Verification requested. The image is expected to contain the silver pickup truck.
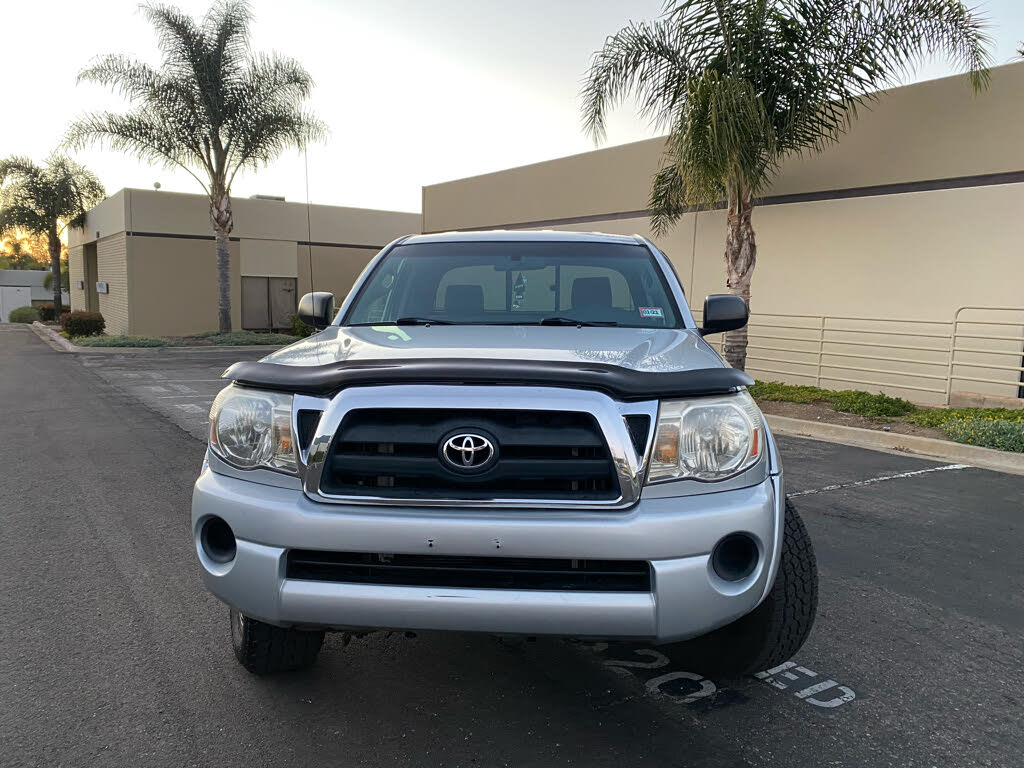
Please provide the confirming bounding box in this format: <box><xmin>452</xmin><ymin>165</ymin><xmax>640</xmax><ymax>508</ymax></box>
<box><xmin>192</xmin><ymin>230</ymin><xmax>817</xmax><ymax>676</ymax></box>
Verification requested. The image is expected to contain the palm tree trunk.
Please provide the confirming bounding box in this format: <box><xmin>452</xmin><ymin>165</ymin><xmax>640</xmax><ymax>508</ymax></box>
<box><xmin>722</xmin><ymin>187</ymin><xmax>756</xmax><ymax>371</ymax></box>
<box><xmin>48</xmin><ymin>229</ymin><xmax>63</xmax><ymax>317</ymax></box>
<box><xmin>210</xmin><ymin>188</ymin><xmax>234</xmax><ymax>334</ymax></box>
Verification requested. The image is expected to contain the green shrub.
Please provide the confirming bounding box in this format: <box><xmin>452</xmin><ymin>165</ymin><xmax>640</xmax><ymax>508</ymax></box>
<box><xmin>73</xmin><ymin>335</ymin><xmax>179</xmax><ymax>348</ymax></box>
<box><xmin>35</xmin><ymin>303</ymin><xmax>70</xmax><ymax>322</ymax></box>
<box><xmin>828</xmin><ymin>389</ymin><xmax>915</xmax><ymax>418</ymax></box>
<box><xmin>290</xmin><ymin>313</ymin><xmax>316</xmax><ymax>338</ymax></box>
<box><xmin>905</xmin><ymin>407</ymin><xmax>1024</xmax><ymax>429</ymax></box>
<box><xmin>61</xmin><ymin>311</ymin><xmax>105</xmax><ymax>337</ymax></box>
<box><xmin>8</xmin><ymin>305</ymin><xmax>41</xmax><ymax>323</ymax></box>
<box><xmin>748</xmin><ymin>380</ymin><xmax>832</xmax><ymax>403</ymax></box>
<box><xmin>941</xmin><ymin>418</ymin><xmax>1024</xmax><ymax>453</ymax></box>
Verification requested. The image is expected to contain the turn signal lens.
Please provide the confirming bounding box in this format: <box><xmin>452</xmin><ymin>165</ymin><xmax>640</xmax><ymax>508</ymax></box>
<box><xmin>647</xmin><ymin>391</ymin><xmax>763</xmax><ymax>483</ymax></box>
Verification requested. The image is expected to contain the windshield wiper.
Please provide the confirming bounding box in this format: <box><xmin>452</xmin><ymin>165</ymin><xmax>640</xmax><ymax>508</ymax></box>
<box><xmin>538</xmin><ymin>316</ymin><xmax>620</xmax><ymax>327</ymax></box>
<box><xmin>394</xmin><ymin>317</ymin><xmax>454</xmax><ymax>326</ymax></box>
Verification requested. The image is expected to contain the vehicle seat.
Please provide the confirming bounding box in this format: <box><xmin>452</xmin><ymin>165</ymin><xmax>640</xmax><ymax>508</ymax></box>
<box><xmin>571</xmin><ymin>276</ymin><xmax>613</xmax><ymax>310</ymax></box>
<box><xmin>444</xmin><ymin>284</ymin><xmax>485</xmax><ymax>315</ymax></box>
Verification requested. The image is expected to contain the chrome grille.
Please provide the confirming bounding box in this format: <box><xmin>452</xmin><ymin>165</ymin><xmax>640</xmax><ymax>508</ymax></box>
<box><xmin>319</xmin><ymin>408</ymin><xmax>620</xmax><ymax>501</ymax></box>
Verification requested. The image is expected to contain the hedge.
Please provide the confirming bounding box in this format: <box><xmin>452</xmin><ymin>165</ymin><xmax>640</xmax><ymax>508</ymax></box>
<box><xmin>36</xmin><ymin>302</ymin><xmax>70</xmax><ymax>322</ymax></box>
<box><xmin>61</xmin><ymin>311</ymin><xmax>105</xmax><ymax>337</ymax></box>
<box><xmin>8</xmin><ymin>306</ymin><xmax>41</xmax><ymax>323</ymax></box>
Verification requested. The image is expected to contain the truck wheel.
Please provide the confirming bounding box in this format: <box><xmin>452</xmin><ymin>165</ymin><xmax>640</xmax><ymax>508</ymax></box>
<box><xmin>230</xmin><ymin>608</ymin><xmax>325</xmax><ymax>675</ymax></box>
<box><xmin>674</xmin><ymin>498</ymin><xmax>818</xmax><ymax>678</ymax></box>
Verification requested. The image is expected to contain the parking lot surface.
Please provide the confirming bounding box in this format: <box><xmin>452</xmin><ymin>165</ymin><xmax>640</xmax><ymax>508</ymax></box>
<box><xmin>2</xmin><ymin>324</ymin><xmax>1022</xmax><ymax>767</ymax></box>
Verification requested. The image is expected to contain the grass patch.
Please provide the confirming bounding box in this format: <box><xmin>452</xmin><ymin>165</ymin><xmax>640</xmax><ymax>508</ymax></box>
<box><xmin>749</xmin><ymin>380</ymin><xmax>914</xmax><ymax>415</ymax></box>
<box><xmin>829</xmin><ymin>389</ymin><xmax>915</xmax><ymax>418</ymax></box>
<box><xmin>187</xmin><ymin>330</ymin><xmax>300</xmax><ymax>345</ymax></box>
<box><xmin>748</xmin><ymin>380</ymin><xmax>832</xmax><ymax>403</ymax></box>
<box><xmin>73</xmin><ymin>335</ymin><xmax>181</xmax><ymax>347</ymax></box>
<box><xmin>904</xmin><ymin>407</ymin><xmax>1024</xmax><ymax>429</ymax></box>
<box><xmin>941</xmin><ymin>418</ymin><xmax>1024</xmax><ymax>453</ymax></box>
<box><xmin>750</xmin><ymin>379</ymin><xmax>1024</xmax><ymax>452</ymax></box>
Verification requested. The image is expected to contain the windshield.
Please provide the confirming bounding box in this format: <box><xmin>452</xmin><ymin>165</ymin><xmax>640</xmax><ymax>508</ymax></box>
<box><xmin>343</xmin><ymin>241</ymin><xmax>684</xmax><ymax>328</ymax></box>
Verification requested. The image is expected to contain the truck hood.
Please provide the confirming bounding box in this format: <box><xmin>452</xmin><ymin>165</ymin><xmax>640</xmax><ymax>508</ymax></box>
<box><xmin>261</xmin><ymin>324</ymin><xmax>725</xmax><ymax>373</ymax></box>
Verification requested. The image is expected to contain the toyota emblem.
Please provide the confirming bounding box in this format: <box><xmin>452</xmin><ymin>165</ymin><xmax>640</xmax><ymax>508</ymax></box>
<box><xmin>440</xmin><ymin>432</ymin><xmax>496</xmax><ymax>472</ymax></box>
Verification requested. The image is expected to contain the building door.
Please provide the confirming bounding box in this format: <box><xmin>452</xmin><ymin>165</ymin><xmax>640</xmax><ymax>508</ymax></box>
<box><xmin>241</xmin><ymin>276</ymin><xmax>297</xmax><ymax>331</ymax></box>
<box><xmin>0</xmin><ymin>286</ymin><xmax>32</xmax><ymax>322</ymax></box>
<box><xmin>269</xmin><ymin>277</ymin><xmax>297</xmax><ymax>330</ymax></box>
<box><xmin>83</xmin><ymin>244</ymin><xmax>99</xmax><ymax>312</ymax></box>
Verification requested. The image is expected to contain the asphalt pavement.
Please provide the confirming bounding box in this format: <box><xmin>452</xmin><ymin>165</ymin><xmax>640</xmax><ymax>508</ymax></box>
<box><xmin>1</xmin><ymin>323</ymin><xmax>1022</xmax><ymax>768</ymax></box>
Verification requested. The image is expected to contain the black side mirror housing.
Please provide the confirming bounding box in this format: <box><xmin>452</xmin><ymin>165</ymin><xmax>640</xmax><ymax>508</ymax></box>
<box><xmin>699</xmin><ymin>294</ymin><xmax>748</xmax><ymax>336</ymax></box>
<box><xmin>298</xmin><ymin>291</ymin><xmax>336</xmax><ymax>329</ymax></box>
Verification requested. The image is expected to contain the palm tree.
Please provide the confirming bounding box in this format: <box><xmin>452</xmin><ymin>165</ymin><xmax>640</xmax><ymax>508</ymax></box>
<box><xmin>67</xmin><ymin>0</ymin><xmax>326</xmax><ymax>333</ymax></box>
<box><xmin>0</xmin><ymin>155</ymin><xmax>105</xmax><ymax>315</ymax></box>
<box><xmin>582</xmin><ymin>0</ymin><xmax>990</xmax><ymax>370</ymax></box>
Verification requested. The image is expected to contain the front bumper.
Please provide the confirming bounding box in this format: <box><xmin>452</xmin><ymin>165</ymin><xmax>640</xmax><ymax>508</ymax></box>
<box><xmin>191</xmin><ymin>466</ymin><xmax>784</xmax><ymax>644</ymax></box>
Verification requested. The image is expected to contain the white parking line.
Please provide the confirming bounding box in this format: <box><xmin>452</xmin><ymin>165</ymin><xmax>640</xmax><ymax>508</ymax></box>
<box><xmin>789</xmin><ymin>463</ymin><xmax>969</xmax><ymax>497</ymax></box>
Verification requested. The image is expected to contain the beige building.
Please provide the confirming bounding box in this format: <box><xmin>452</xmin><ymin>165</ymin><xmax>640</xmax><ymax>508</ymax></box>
<box><xmin>68</xmin><ymin>189</ymin><xmax>419</xmax><ymax>337</ymax></box>
<box><xmin>422</xmin><ymin>63</ymin><xmax>1024</xmax><ymax>406</ymax></box>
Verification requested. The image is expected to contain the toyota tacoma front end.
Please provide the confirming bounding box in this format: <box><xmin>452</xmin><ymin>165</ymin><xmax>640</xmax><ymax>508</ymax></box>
<box><xmin>191</xmin><ymin>231</ymin><xmax>817</xmax><ymax>675</ymax></box>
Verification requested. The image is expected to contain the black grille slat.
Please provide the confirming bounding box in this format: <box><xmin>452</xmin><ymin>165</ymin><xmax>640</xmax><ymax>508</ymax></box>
<box><xmin>286</xmin><ymin>551</ymin><xmax>651</xmax><ymax>592</ymax></box>
<box><xmin>339</xmin><ymin>422</ymin><xmax>604</xmax><ymax>447</ymax></box>
<box><xmin>320</xmin><ymin>408</ymin><xmax>620</xmax><ymax>501</ymax></box>
<box><xmin>326</xmin><ymin>454</ymin><xmax>612</xmax><ymax>481</ymax></box>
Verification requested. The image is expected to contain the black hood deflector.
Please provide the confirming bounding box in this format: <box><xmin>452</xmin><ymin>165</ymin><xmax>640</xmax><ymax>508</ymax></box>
<box><xmin>222</xmin><ymin>358</ymin><xmax>753</xmax><ymax>401</ymax></box>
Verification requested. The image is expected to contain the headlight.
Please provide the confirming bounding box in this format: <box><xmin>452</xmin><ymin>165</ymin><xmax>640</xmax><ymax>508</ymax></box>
<box><xmin>209</xmin><ymin>386</ymin><xmax>297</xmax><ymax>473</ymax></box>
<box><xmin>647</xmin><ymin>391</ymin><xmax>763</xmax><ymax>483</ymax></box>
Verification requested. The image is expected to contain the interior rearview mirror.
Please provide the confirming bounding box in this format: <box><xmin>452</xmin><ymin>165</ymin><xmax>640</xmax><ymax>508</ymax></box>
<box><xmin>298</xmin><ymin>291</ymin><xmax>336</xmax><ymax>329</ymax></box>
<box><xmin>699</xmin><ymin>294</ymin><xmax>748</xmax><ymax>336</ymax></box>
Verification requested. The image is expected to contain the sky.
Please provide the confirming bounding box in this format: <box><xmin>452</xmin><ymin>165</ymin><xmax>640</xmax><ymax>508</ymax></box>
<box><xmin>3</xmin><ymin>0</ymin><xmax>1023</xmax><ymax>214</ymax></box>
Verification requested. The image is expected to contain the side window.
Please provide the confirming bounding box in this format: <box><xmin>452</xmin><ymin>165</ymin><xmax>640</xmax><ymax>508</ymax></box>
<box><xmin>349</xmin><ymin>268</ymin><xmax>399</xmax><ymax>324</ymax></box>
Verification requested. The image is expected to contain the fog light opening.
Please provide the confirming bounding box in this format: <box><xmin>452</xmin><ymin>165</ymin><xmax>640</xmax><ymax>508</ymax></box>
<box><xmin>201</xmin><ymin>516</ymin><xmax>236</xmax><ymax>564</ymax></box>
<box><xmin>712</xmin><ymin>534</ymin><xmax>758</xmax><ymax>582</ymax></box>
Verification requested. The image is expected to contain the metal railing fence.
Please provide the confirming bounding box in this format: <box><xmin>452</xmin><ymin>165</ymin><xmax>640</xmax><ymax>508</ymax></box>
<box><xmin>692</xmin><ymin>305</ymin><xmax>1024</xmax><ymax>405</ymax></box>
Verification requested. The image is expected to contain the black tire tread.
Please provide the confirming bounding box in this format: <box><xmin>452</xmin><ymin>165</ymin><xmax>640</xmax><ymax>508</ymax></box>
<box><xmin>744</xmin><ymin>498</ymin><xmax>819</xmax><ymax>673</ymax></box>
<box><xmin>232</xmin><ymin>609</ymin><xmax>325</xmax><ymax>675</ymax></box>
<box><xmin>670</xmin><ymin>497</ymin><xmax>818</xmax><ymax>677</ymax></box>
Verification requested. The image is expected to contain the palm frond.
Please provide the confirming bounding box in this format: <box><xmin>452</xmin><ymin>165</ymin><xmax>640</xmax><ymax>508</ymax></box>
<box><xmin>70</xmin><ymin>0</ymin><xmax>322</xmax><ymax>206</ymax></box>
<box><xmin>0</xmin><ymin>153</ymin><xmax>106</xmax><ymax>239</ymax></box>
<box><xmin>582</xmin><ymin>0</ymin><xmax>992</xmax><ymax>233</ymax></box>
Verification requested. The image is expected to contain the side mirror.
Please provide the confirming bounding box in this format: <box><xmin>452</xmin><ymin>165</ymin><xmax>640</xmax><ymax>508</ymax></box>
<box><xmin>298</xmin><ymin>291</ymin><xmax>336</xmax><ymax>329</ymax></box>
<box><xmin>699</xmin><ymin>294</ymin><xmax>748</xmax><ymax>336</ymax></box>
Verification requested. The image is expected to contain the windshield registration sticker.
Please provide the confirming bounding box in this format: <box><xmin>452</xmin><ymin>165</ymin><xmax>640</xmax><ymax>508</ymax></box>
<box><xmin>639</xmin><ymin>307</ymin><xmax>664</xmax><ymax>319</ymax></box>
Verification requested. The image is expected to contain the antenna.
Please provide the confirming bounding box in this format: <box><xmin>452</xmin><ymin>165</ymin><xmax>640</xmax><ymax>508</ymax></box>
<box><xmin>304</xmin><ymin>148</ymin><xmax>313</xmax><ymax>294</ymax></box>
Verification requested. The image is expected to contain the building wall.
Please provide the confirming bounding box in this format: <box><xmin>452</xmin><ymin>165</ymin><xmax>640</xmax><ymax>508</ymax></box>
<box><xmin>421</xmin><ymin>63</ymin><xmax>1024</xmax><ymax>404</ymax></box>
<box><xmin>127</xmin><ymin>235</ymin><xmax>241</xmax><ymax>336</ymax></box>
<box><xmin>68</xmin><ymin>245</ymin><xmax>85</xmax><ymax>310</ymax></box>
<box><xmin>67</xmin><ymin>188</ymin><xmax>419</xmax><ymax>336</ymax></box>
<box><xmin>120</xmin><ymin>188</ymin><xmax>419</xmax><ymax>247</ymax></box>
<box><xmin>296</xmin><ymin>245</ymin><xmax>379</xmax><ymax>306</ymax></box>
<box><xmin>95</xmin><ymin>234</ymin><xmax>130</xmax><ymax>335</ymax></box>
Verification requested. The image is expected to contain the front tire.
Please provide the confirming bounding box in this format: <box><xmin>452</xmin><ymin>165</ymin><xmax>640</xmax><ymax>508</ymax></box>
<box><xmin>230</xmin><ymin>608</ymin><xmax>325</xmax><ymax>675</ymax></box>
<box><xmin>673</xmin><ymin>498</ymin><xmax>818</xmax><ymax>678</ymax></box>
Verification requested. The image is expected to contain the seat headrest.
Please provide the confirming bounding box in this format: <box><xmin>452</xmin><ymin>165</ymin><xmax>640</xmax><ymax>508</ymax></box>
<box><xmin>571</xmin><ymin>276</ymin><xmax>612</xmax><ymax>309</ymax></box>
<box><xmin>444</xmin><ymin>284</ymin><xmax>485</xmax><ymax>314</ymax></box>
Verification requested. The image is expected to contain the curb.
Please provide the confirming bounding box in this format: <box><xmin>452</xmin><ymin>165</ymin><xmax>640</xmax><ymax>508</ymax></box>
<box><xmin>765</xmin><ymin>414</ymin><xmax>1024</xmax><ymax>477</ymax></box>
<box><xmin>30</xmin><ymin>322</ymin><xmax>286</xmax><ymax>355</ymax></box>
<box><xmin>30</xmin><ymin>322</ymin><xmax>77</xmax><ymax>352</ymax></box>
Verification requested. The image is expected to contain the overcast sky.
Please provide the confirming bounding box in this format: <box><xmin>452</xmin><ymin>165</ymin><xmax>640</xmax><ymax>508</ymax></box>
<box><xmin>5</xmin><ymin>0</ymin><xmax>1023</xmax><ymax>213</ymax></box>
